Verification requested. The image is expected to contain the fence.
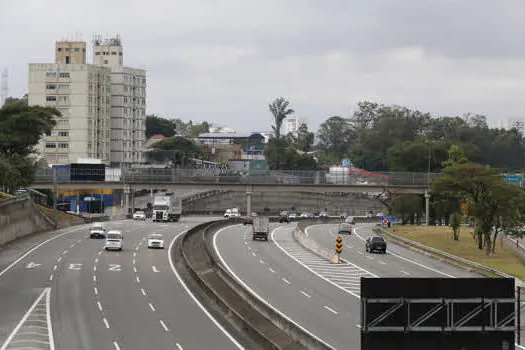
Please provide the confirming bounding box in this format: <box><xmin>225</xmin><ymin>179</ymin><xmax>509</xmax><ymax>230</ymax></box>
<box><xmin>33</xmin><ymin>167</ymin><xmax>440</xmax><ymax>187</ymax></box>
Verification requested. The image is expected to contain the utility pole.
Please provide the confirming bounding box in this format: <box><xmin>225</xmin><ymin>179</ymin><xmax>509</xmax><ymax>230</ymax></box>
<box><xmin>1</xmin><ymin>69</ymin><xmax>8</xmax><ymax>106</ymax></box>
<box><xmin>52</xmin><ymin>167</ymin><xmax>58</xmax><ymax>228</ymax></box>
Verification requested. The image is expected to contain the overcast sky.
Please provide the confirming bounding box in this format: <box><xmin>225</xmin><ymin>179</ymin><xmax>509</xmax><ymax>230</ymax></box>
<box><xmin>2</xmin><ymin>0</ymin><xmax>525</xmax><ymax>132</ymax></box>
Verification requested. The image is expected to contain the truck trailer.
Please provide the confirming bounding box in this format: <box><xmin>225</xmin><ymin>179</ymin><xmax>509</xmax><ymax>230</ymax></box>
<box><xmin>252</xmin><ymin>216</ymin><xmax>269</xmax><ymax>241</ymax></box>
<box><xmin>152</xmin><ymin>195</ymin><xmax>181</xmax><ymax>222</ymax></box>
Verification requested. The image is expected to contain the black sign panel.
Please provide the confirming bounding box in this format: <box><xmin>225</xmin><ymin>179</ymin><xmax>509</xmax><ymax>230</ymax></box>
<box><xmin>361</xmin><ymin>278</ymin><xmax>515</xmax><ymax>350</ymax></box>
<box><xmin>70</xmin><ymin>163</ymin><xmax>105</xmax><ymax>182</ymax></box>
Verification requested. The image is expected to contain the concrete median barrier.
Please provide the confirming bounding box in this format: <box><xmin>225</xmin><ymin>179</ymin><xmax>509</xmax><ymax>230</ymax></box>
<box><xmin>174</xmin><ymin>218</ymin><xmax>332</xmax><ymax>349</ymax></box>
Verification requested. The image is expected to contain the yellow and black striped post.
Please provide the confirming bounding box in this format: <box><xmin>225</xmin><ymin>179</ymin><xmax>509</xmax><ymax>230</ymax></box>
<box><xmin>336</xmin><ymin>236</ymin><xmax>343</xmax><ymax>263</ymax></box>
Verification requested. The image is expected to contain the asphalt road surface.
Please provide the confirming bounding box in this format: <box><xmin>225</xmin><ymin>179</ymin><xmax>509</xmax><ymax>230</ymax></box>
<box><xmin>214</xmin><ymin>223</ymin><xmax>497</xmax><ymax>350</ymax></box>
<box><xmin>0</xmin><ymin>217</ymin><xmax>242</xmax><ymax>350</ymax></box>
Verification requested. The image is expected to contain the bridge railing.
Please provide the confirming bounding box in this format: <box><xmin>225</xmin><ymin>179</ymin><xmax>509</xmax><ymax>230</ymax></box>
<box><xmin>33</xmin><ymin>168</ymin><xmax>441</xmax><ymax>187</ymax></box>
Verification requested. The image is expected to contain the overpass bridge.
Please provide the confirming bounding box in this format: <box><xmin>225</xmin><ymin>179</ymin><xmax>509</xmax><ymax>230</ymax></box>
<box><xmin>31</xmin><ymin>168</ymin><xmax>439</xmax><ymax>220</ymax></box>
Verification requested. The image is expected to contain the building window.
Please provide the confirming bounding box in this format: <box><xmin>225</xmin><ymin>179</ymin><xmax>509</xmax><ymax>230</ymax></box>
<box><xmin>104</xmin><ymin>60</ymin><xmax>108</xmax><ymax>64</ymax></box>
<box><xmin>46</xmin><ymin>72</ymin><xmax>57</xmax><ymax>78</ymax></box>
<box><xmin>58</xmin><ymin>143</ymin><xmax>69</xmax><ymax>149</ymax></box>
<box><xmin>74</xmin><ymin>48</ymin><xmax>80</xmax><ymax>52</ymax></box>
<box><xmin>58</xmin><ymin>131</ymin><xmax>69</xmax><ymax>137</ymax></box>
<box><xmin>142</xmin><ymin>78</ymin><xmax>146</xmax><ymax>84</ymax></box>
<box><xmin>111</xmin><ymin>52</ymin><xmax>117</xmax><ymax>55</ymax></box>
<box><xmin>58</xmin><ymin>72</ymin><xmax>70</xmax><ymax>78</ymax></box>
<box><xmin>58</xmin><ymin>154</ymin><xmax>68</xmax><ymax>161</ymax></box>
<box><xmin>119</xmin><ymin>52</ymin><xmax>123</xmax><ymax>56</ymax></box>
<box><xmin>95</xmin><ymin>52</ymin><xmax>101</xmax><ymax>56</ymax></box>
<box><xmin>124</xmin><ymin>97</ymin><xmax>128</xmax><ymax>104</ymax></box>
<box><xmin>57</xmin><ymin>48</ymin><xmax>62</xmax><ymax>52</ymax></box>
<box><xmin>45</xmin><ymin>143</ymin><xmax>56</xmax><ymax>148</ymax></box>
<box><xmin>59</xmin><ymin>96</ymin><xmax>68</xmax><ymax>102</ymax></box>
<box><xmin>65</xmin><ymin>48</ymin><xmax>70</xmax><ymax>52</ymax></box>
<box><xmin>57</xmin><ymin>119</ymin><xmax>69</xmax><ymax>126</ymax></box>
<box><xmin>88</xmin><ymin>142</ymin><xmax>92</xmax><ymax>149</ymax></box>
<box><xmin>46</xmin><ymin>96</ymin><xmax>57</xmax><ymax>101</ymax></box>
<box><xmin>46</xmin><ymin>84</ymin><xmax>56</xmax><ymax>90</ymax></box>
<box><xmin>58</xmin><ymin>84</ymin><xmax>69</xmax><ymax>89</ymax></box>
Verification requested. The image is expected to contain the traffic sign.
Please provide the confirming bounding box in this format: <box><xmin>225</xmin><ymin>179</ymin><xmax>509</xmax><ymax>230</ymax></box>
<box><xmin>504</xmin><ymin>174</ymin><xmax>523</xmax><ymax>186</ymax></box>
<box><xmin>336</xmin><ymin>236</ymin><xmax>343</xmax><ymax>254</ymax></box>
<box><xmin>380</xmin><ymin>216</ymin><xmax>396</xmax><ymax>223</ymax></box>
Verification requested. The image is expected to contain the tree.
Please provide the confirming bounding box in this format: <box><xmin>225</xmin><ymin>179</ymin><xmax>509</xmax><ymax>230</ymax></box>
<box><xmin>145</xmin><ymin>115</ymin><xmax>177</xmax><ymax>138</ymax></box>
<box><xmin>441</xmin><ymin>144</ymin><xmax>468</xmax><ymax>168</ymax></box>
<box><xmin>390</xmin><ymin>195</ymin><xmax>423</xmax><ymax>225</ymax></box>
<box><xmin>0</xmin><ymin>103</ymin><xmax>57</xmax><ymax>158</ymax></box>
<box><xmin>387</xmin><ymin>139</ymin><xmax>448</xmax><ymax>172</ymax></box>
<box><xmin>432</xmin><ymin>163</ymin><xmax>525</xmax><ymax>255</ymax></box>
<box><xmin>188</xmin><ymin>121</ymin><xmax>210</xmax><ymax>138</ymax></box>
<box><xmin>450</xmin><ymin>212</ymin><xmax>461</xmax><ymax>240</ymax></box>
<box><xmin>316</xmin><ymin>116</ymin><xmax>352</xmax><ymax>160</ymax></box>
<box><xmin>264</xmin><ymin>138</ymin><xmax>317</xmax><ymax>170</ymax></box>
<box><xmin>3</xmin><ymin>94</ymin><xmax>28</xmax><ymax>106</ymax></box>
<box><xmin>269</xmin><ymin>97</ymin><xmax>294</xmax><ymax>140</ymax></box>
<box><xmin>289</xmin><ymin>124</ymin><xmax>314</xmax><ymax>152</ymax></box>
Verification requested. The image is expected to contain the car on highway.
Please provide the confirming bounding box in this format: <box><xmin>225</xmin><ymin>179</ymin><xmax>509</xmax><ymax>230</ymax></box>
<box><xmin>319</xmin><ymin>211</ymin><xmax>329</xmax><ymax>218</ymax></box>
<box><xmin>243</xmin><ymin>212</ymin><xmax>257</xmax><ymax>225</ymax></box>
<box><xmin>133</xmin><ymin>210</ymin><xmax>146</xmax><ymax>220</ymax></box>
<box><xmin>104</xmin><ymin>230</ymin><xmax>123</xmax><ymax>251</ymax></box>
<box><xmin>365</xmin><ymin>236</ymin><xmax>387</xmax><ymax>254</ymax></box>
<box><xmin>147</xmin><ymin>233</ymin><xmax>164</xmax><ymax>249</ymax></box>
<box><xmin>338</xmin><ymin>222</ymin><xmax>353</xmax><ymax>235</ymax></box>
<box><xmin>279</xmin><ymin>211</ymin><xmax>290</xmax><ymax>223</ymax></box>
<box><xmin>345</xmin><ymin>216</ymin><xmax>356</xmax><ymax>225</ymax></box>
<box><xmin>288</xmin><ymin>212</ymin><xmax>298</xmax><ymax>221</ymax></box>
<box><xmin>300</xmin><ymin>212</ymin><xmax>315</xmax><ymax>218</ymax></box>
<box><xmin>224</xmin><ymin>209</ymin><xmax>232</xmax><ymax>218</ymax></box>
<box><xmin>89</xmin><ymin>222</ymin><xmax>106</xmax><ymax>239</ymax></box>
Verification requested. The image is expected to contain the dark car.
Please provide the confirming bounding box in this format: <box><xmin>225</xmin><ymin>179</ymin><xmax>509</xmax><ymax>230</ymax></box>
<box><xmin>365</xmin><ymin>236</ymin><xmax>387</xmax><ymax>254</ymax></box>
<box><xmin>279</xmin><ymin>211</ymin><xmax>290</xmax><ymax>223</ymax></box>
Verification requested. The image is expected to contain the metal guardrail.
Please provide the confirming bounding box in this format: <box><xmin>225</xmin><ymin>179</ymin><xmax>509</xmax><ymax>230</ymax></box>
<box><xmin>373</xmin><ymin>226</ymin><xmax>514</xmax><ymax>278</ymax></box>
<box><xmin>33</xmin><ymin>167</ymin><xmax>441</xmax><ymax>187</ymax></box>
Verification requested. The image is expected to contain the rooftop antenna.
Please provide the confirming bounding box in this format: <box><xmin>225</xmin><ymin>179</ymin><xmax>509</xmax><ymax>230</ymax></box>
<box><xmin>1</xmin><ymin>69</ymin><xmax>8</xmax><ymax>106</ymax></box>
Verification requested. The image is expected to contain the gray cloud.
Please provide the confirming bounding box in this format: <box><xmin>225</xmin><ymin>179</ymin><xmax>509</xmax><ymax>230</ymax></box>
<box><xmin>2</xmin><ymin>0</ymin><xmax>525</xmax><ymax>132</ymax></box>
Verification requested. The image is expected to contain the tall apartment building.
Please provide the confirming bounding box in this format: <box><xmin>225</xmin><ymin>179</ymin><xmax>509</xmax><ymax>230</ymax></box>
<box><xmin>28</xmin><ymin>36</ymin><xmax>146</xmax><ymax>167</ymax></box>
<box><xmin>283</xmin><ymin>117</ymin><xmax>308</xmax><ymax>136</ymax></box>
<box><xmin>507</xmin><ymin>118</ymin><xmax>525</xmax><ymax>135</ymax></box>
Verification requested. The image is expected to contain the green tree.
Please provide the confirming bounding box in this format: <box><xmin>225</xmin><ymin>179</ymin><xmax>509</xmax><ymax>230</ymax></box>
<box><xmin>264</xmin><ymin>138</ymin><xmax>317</xmax><ymax>170</ymax></box>
<box><xmin>145</xmin><ymin>115</ymin><xmax>177</xmax><ymax>138</ymax></box>
<box><xmin>316</xmin><ymin>116</ymin><xmax>352</xmax><ymax>160</ymax></box>
<box><xmin>3</xmin><ymin>94</ymin><xmax>28</xmax><ymax>106</ymax></box>
<box><xmin>441</xmin><ymin>144</ymin><xmax>468</xmax><ymax>168</ymax></box>
<box><xmin>269</xmin><ymin>97</ymin><xmax>294</xmax><ymax>140</ymax></box>
<box><xmin>152</xmin><ymin>136</ymin><xmax>200</xmax><ymax>153</ymax></box>
<box><xmin>432</xmin><ymin>163</ymin><xmax>525</xmax><ymax>255</ymax></box>
<box><xmin>450</xmin><ymin>212</ymin><xmax>461</xmax><ymax>240</ymax></box>
<box><xmin>390</xmin><ymin>195</ymin><xmax>423</xmax><ymax>224</ymax></box>
<box><xmin>288</xmin><ymin>124</ymin><xmax>314</xmax><ymax>152</ymax></box>
<box><xmin>188</xmin><ymin>121</ymin><xmax>210</xmax><ymax>138</ymax></box>
<box><xmin>387</xmin><ymin>139</ymin><xmax>448</xmax><ymax>172</ymax></box>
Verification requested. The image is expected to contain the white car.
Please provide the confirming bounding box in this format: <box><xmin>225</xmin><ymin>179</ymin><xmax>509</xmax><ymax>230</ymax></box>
<box><xmin>147</xmin><ymin>233</ymin><xmax>164</xmax><ymax>249</ymax></box>
<box><xmin>224</xmin><ymin>209</ymin><xmax>232</xmax><ymax>218</ymax></box>
<box><xmin>104</xmin><ymin>230</ymin><xmax>123</xmax><ymax>251</ymax></box>
<box><xmin>133</xmin><ymin>211</ymin><xmax>146</xmax><ymax>220</ymax></box>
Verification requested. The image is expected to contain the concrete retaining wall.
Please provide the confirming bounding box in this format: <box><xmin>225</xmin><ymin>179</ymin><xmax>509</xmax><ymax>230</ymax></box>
<box><xmin>0</xmin><ymin>196</ymin><xmax>55</xmax><ymax>246</ymax></box>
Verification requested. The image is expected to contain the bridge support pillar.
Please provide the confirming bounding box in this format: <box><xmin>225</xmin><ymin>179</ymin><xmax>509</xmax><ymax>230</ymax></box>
<box><xmin>124</xmin><ymin>185</ymin><xmax>131</xmax><ymax>216</ymax></box>
<box><xmin>246</xmin><ymin>185</ymin><xmax>253</xmax><ymax>216</ymax></box>
<box><xmin>425</xmin><ymin>190</ymin><xmax>430</xmax><ymax>226</ymax></box>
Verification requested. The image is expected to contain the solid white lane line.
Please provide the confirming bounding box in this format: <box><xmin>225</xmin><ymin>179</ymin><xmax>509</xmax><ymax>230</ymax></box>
<box><xmin>213</xmin><ymin>225</ymin><xmax>334</xmax><ymax>349</ymax></box>
<box><xmin>141</xmin><ymin>288</ymin><xmax>146</xmax><ymax>296</ymax></box>
<box><xmin>97</xmin><ymin>301</ymin><xmax>103</xmax><ymax>311</ymax></box>
<box><xmin>0</xmin><ymin>288</ymin><xmax>50</xmax><ymax>350</ymax></box>
<box><xmin>149</xmin><ymin>303</ymin><xmax>156</xmax><ymax>312</ymax></box>
<box><xmin>401</xmin><ymin>270</ymin><xmax>410</xmax><ymax>275</ymax></box>
<box><xmin>160</xmin><ymin>320</ymin><xmax>169</xmax><ymax>332</ymax></box>
<box><xmin>324</xmin><ymin>306</ymin><xmax>339</xmax><ymax>315</ymax></box>
<box><xmin>136</xmin><ymin>276</ymin><xmax>140</xmax><ymax>283</ymax></box>
<box><xmin>113</xmin><ymin>341</ymin><xmax>121</xmax><ymax>350</ymax></box>
<box><xmin>269</xmin><ymin>268</ymin><xmax>276</xmax><ymax>273</ymax></box>
<box><xmin>282</xmin><ymin>278</ymin><xmax>291</xmax><ymax>285</ymax></box>
<box><xmin>353</xmin><ymin>227</ymin><xmax>455</xmax><ymax>278</ymax></box>
<box><xmin>94</xmin><ymin>287</ymin><xmax>98</xmax><ymax>295</ymax></box>
<box><xmin>103</xmin><ymin>318</ymin><xmax>110</xmax><ymax>329</ymax></box>
<box><xmin>45</xmin><ymin>289</ymin><xmax>55</xmax><ymax>350</ymax></box>
<box><xmin>300</xmin><ymin>291</ymin><xmax>311</xmax><ymax>298</ymax></box>
<box><xmin>0</xmin><ymin>226</ymin><xmax>85</xmax><ymax>278</ymax></box>
<box><xmin>169</xmin><ymin>230</ymin><xmax>245</xmax><ymax>350</ymax></box>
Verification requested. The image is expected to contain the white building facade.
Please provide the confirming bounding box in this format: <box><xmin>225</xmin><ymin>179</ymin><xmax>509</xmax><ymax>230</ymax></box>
<box><xmin>28</xmin><ymin>36</ymin><xmax>146</xmax><ymax>167</ymax></box>
<box><xmin>283</xmin><ymin>117</ymin><xmax>308</xmax><ymax>136</ymax></box>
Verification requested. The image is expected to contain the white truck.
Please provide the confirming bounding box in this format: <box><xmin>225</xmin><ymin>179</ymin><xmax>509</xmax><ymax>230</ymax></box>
<box><xmin>153</xmin><ymin>195</ymin><xmax>181</xmax><ymax>222</ymax></box>
<box><xmin>252</xmin><ymin>216</ymin><xmax>270</xmax><ymax>241</ymax></box>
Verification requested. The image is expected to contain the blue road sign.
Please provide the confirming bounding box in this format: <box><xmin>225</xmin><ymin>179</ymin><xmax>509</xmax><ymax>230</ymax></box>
<box><xmin>380</xmin><ymin>216</ymin><xmax>396</xmax><ymax>223</ymax></box>
<box><xmin>504</xmin><ymin>175</ymin><xmax>523</xmax><ymax>183</ymax></box>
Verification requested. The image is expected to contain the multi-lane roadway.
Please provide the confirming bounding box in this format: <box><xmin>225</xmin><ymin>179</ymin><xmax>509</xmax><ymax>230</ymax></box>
<box><xmin>0</xmin><ymin>217</ymin><xmax>242</xmax><ymax>350</ymax></box>
<box><xmin>213</xmin><ymin>223</ymin><xmax>505</xmax><ymax>350</ymax></box>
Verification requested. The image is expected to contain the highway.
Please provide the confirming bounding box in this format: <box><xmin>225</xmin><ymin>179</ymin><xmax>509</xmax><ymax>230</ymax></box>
<box><xmin>213</xmin><ymin>223</ymin><xmax>485</xmax><ymax>350</ymax></box>
<box><xmin>0</xmin><ymin>217</ymin><xmax>241</xmax><ymax>350</ymax></box>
